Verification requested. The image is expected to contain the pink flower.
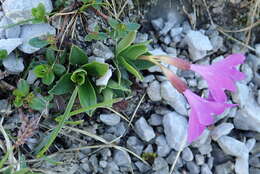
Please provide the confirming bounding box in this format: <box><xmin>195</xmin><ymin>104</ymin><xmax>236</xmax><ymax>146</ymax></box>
<box><xmin>183</xmin><ymin>89</ymin><xmax>236</xmax><ymax>143</ymax></box>
<box><xmin>190</xmin><ymin>54</ymin><xmax>245</xmax><ymax>102</ymax></box>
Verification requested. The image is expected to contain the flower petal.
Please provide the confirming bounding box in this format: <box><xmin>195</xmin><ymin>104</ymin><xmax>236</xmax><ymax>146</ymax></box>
<box><xmin>213</xmin><ymin>54</ymin><xmax>245</xmax><ymax>67</ymax></box>
<box><xmin>188</xmin><ymin>109</ymin><xmax>206</xmax><ymax>143</ymax></box>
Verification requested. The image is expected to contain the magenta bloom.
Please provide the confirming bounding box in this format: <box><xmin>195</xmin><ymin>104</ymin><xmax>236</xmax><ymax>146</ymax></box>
<box><xmin>183</xmin><ymin>89</ymin><xmax>236</xmax><ymax>143</ymax></box>
<box><xmin>190</xmin><ymin>54</ymin><xmax>245</xmax><ymax>102</ymax></box>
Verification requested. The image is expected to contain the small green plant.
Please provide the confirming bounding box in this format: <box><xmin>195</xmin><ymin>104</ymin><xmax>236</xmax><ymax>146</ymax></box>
<box><xmin>33</xmin><ymin>49</ymin><xmax>65</xmax><ymax>85</ymax></box>
<box><xmin>141</xmin><ymin>152</ymin><xmax>157</xmax><ymax>163</ymax></box>
<box><xmin>12</xmin><ymin>79</ymin><xmax>53</xmax><ymax>112</ymax></box>
<box><xmin>0</xmin><ymin>49</ymin><xmax>8</xmax><ymax>60</ymax></box>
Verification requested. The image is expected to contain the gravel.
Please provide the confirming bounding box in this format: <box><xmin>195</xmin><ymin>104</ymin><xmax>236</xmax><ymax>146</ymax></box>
<box><xmin>147</xmin><ymin>81</ymin><xmax>162</xmax><ymax>101</ymax></box>
<box><xmin>148</xmin><ymin>114</ymin><xmax>162</xmax><ymax>126</ymax></box>
<box><xmin>96</xmin><ymin>69</ymin><xmax>112</xmax><ymax>86</ymax></box>
<box><xmin>92</xmin><ymin>42</ymin><xmax>114</xmax><ymax>60</ymax></box>
<box><xmin>163</xmin><ymin>112</ymin><xmax>188</xmax><ymax>151</ymax></box>
<box><xmin>99</xmin><ymin>113</ymin><xmax>121</xmax><ymax>126</ymax></box>
<box><xmin>181</xmin><ymin>147</ymin><xmax>194</xmax><ymax>161</ymax></box>
<box><xmin>185</xmin><ymin>30</ymin><xmax>213</xmax><ymax>61</ymax></box>
<box><xmin>155</xmin><ymin>135</ymin><xmax>171</xmax><ymax>157</ymax></box>
<box><xmin>217</xmin><ymin>136</ymin><xmax>249</xmax><ymax>158</ymax></box>
<box><xmin>211</xmin><ymin>123</ymin><xmax>234</xmax><ymax>141</ymax></box>
<box><xmin>160</xmin><ymin>81</ymin><xmax>187</xmax><ymax>115</ymax></box>
<box><xmin>135</xmin><ymin>117</ymin><xmax>155</xmax><ymax>142</ymax></box>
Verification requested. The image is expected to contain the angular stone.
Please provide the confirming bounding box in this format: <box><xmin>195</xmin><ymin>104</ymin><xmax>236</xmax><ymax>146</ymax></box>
<box><xmin>211</xmin><ymin>123</ymin><xmax>234</xmax><ymax>141</ymax></box>
<box><xmin>161</xmin><ymin>81</ymin><xmax>187</xmax><ymax>115</ymax></box>
<box><xmin>147</xmin><ymin>81</ymin><xmax>162</xmax><ymax>101</ymax></box>
<box><xmin>217</xmin><ymin>136</ymin><xmax>249</xmax><ymax>157</ymax></box>
<box><xmin>181</xmin><ymin>147</ymin><xmax>194</xmax><ymax>161</ymax></box>
<box><xmin>3</xmin><ymin>0</ymin><xmax>53</xmax><ymax>23</ymax></box>
<box><xmin>18</xmin><ymin>24</ymin><xmax>56</xmax><ymax>54</ymax></box>
<box><xmin>185</xmin><ymin>30</ymin><xmax>213</xmax><ymax>61</ymax></box>
<box><xmin>100</xmin><ymin>113</ymin><xmax>121</xmax><ymax>126</ymax></box>
<box><xmin>0</xmin><ymin>38</ymin><xmax>22</xmax><ymax>54</ymax></box>
<box><xmin>135</xmin><ymin>117</ymin><xmax>155</xmax><ymax>142</ymax></box>
<box><xmin>163</xmin><ymin>112</ymin><xmax>188</xmax><ymax>150</ymax></box>
<box><xmin>235</xmin><ymin>154</ymin><xmax>249</xmax><ymax>174</ymax></box>
<box><xmin>3</xmin><ymin>53</ymin><xmax>24</xmax><ymax>74</ymax></box>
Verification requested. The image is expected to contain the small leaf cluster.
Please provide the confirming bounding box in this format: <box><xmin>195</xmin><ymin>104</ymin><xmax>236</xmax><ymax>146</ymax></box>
<box><xmin>12</xmin><ymin>79</ymin><xmax>52</xmax><ymax>112</ymax></box>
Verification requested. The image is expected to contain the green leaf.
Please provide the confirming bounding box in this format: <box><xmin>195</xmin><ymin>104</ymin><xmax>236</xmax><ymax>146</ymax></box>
<box><xmin>0</xmin><ymin>49</ymin><xmax>8</xmax><ymax>60</ymax></box>
<box><xmin>29</xmin><ymin>96</ymin><xmax>48</xmax><ymax>111</ymax></box>
<box><xmin>46</xmin><ymin>48</ymin><xmax>56</xmax><ymax>64</ymax></box>
<box><xmin>55</xmin><ymin>98</ymin><xmax>121</xmax><ymax>122</ymax></box>
<box><xmin>49</xmin><ymin>73</ymin><xmax>75</xmax><ymax>95</ymax></box>
<box><xmin>108</xmin><ymin>17</ymin><xmax>119</xmax><ymax>29</ymax></box>
<box><xmin>117</xmin><ymin>31</ymin><xmax>137</xmax><ymax>54</ymax></box>
<box><xmin>69</xmin><ymin>45</ymin><xmax>88</xmax><ymax>65</ymax></box>
<box><xmin>71</xmin><ymin>69</ymin><xmax>87</xmax><ymax>86</ymax></box>
<box><xmin>78</xmin><ymin>79</ymin><xmax>97</xmax><ymax>116</ymax></box>
<box><xmin>17</xmin><ymin>79</ymin><xmax>30</xmax><ymax>96</ymax></box>
<box><xmin>126</xmin><ymin>23</ymin><xmax>140</xmax><ymax>31</ymax></box>
<box><xmin>31</xmin><ymin>3</ymin><xmax>46</xmax><ymax>23</ymax></box>
<box><xmin>42</xmin><ymin>71</ymin><xmax>55</xmax><ymax>85</ymax></box>
<box><xmin>0</xmin><ymin>150</ymin><xmax>10</xmax><ymax>169</ymax></box>
<box><xmin>13</xmin><ymin>168</ymin><xmax>30</xmax><ymax>174</ymax></box>
<box><xmin>118</xmin><ymin>56</ymin><xmax>143</xmax><ymax>80</ymax></box>
<box><xmin>107</xmin><ymin>79</ymin><xmax>130</xmax><ymax>92</ymax></box>
<box><xmin>29</xmin><ymin>37</ymin><xmax>49</xmax><ymax>48</ymax></box>
<box><xmin>37</xmin><ymin>87</ymin><xmax>78</xmax><ymax>158</ymax></box>
<box><xmin>128</xmin><ymin>59</ymin><xmax>155</xmax><ymax>70</ymax></box>
<box><xmin>81</xmin><ymin>61</ymin><xmax>109</xmax><ymax>77</ymax></box>
<box><xmin>119</xmin><ymin>44</ymin><xmax>148</xmax><ymax>60</ymax></box>
<box><xmin>34</xmin><ymin>64</ymin><xmax>49</xmax><ymax>78</ymax></box>
<box><xmin>102</xmin><ymin>88</ymin><xmax>113</xmax><ymax>107</ymax></box>
<box><xmin>85</xmin><ymin>32</ymin><xmax>107</xmax><ymax>42</ymax></box>
<box><xmin>53</xmin><ymin>64</ymin><xmax>66</xmax><ymax>76</ymax></box>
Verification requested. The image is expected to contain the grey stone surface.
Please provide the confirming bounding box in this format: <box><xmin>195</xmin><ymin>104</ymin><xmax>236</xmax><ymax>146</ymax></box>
<box><xmin>186</xmin><ymin>161</ymin><xmax>200</xmax><ymax>174</ymax></box>
<box><xmin>0</xmin><ymin>38</ymin><xmax>22</xmax><ymax>54</ymax></box>
<box><xmin>235</xmin><ymin>154</ymin><xmax>249</xmax><ymax>174</ymax></box>
<box><xmin>232</xmin><ymin>83</ymin><xmax>260</xmax><ymax>132</ymax></box>
<box><xmin>185</xmin><ymin>30</ymin><xmax>213</xmax><ymax>61</ymax></box>
<box><xmin>151</xmin><ymin>18</ymin><xmax>164</xmax><ymax>31</ymax></box>
<box><xmin>161</xmin><ymin>81</ymin><xmax>187</xmax><ymax>115</ymax></box>
<box><xmin>163</xmin><ymin>112</ymin><xmax>187</xmax><ymax>151</ymax></box>
<box><xmin>201</xmin><ymin>164</ymin><xmax>213</xmax><ymax>174</ymax></box>
<box><xmin>152</xmin><ymin>157</ymin><xmax>169</xmax><ymax>172</ymax></box>
<box><xmin>26</xmin><ymin>70</ymin><xmax>37</xmax><ymax>84</ymax></box>
<box><xmin>147</xmin><ymin>81</ymin><xmax>162</xmax><ymax>101</ymax></box>
<box><xmin>241</xmin><ymin>63</ymin><xmax>253</xmax><ymax>84</ymax></box>
<box><xmin>195</xmin><ymin>154</ymin><xmax>205</xmax><ymax>165</ymax></box>
<box><xmin>246</xmin><ymin>138</ymin><xmax>256</xmax><ymax>152</ymax></box>
<box><xmin>3</xmin><ymin>0</ymin><xmax>53</xmax><ymax>23</ymax></box>
<box><xmin>217</xmin><ymin>136</ymin><xmax>249</xmax><ymax>157</ymax></box>
<box><xmin>211</xmin><ymin>123</ymin><xmax>234</xmax><ymax>141</ymax></box>
<box><xmin>3</xmin><ymin>53</ymin><xmax>24</xmax><ymax>74</ymax></box>
<box><xmin>256</xmin><ymin>43</ymin><xmax>260</xmax><ymax>57</ymax></box>
<box><xmin>148</xmin><ymin>114</ymin><xmax>162</xmax><ymax>126</ymax></box>
<box><xmin>198</xmin><ymin>142</ymin><xmax>212</xmax><ymax>155</ymax></box>
<box><xmin>93</xmin><ymin>42</ymin><xmax>114</xmax><ymax>60</ymax></box>
<box><xmin>19</xmin><ymin>24</ymin><xmax>56</xmax><ymax>54</ymax></box>
<box><xmin>126</xmin><ymin>136</ymin><xmax>144</xmax><ymax>156</ymax></box>
<box><xmin>135</xmin><ymin>117</ymin><xmax>155</xmax><ymax>142</ymax></box>
<box><xmin>100</xmin><ymin>113</ymin><xmax>121</xmax><ymax>126</ymax></box>
<box><xmin>170</xmin><ymin>27</ymin><xmax>183</xmax><ymax>38</ymax></box>
<box><xmin>113</xmin><ymin>150</ymin><xmax>131</xmax><ymax>167</ymax></box>
<box><xmin>215</xmin><ymin>161</ymin><xmax>234</xmax><ymax>174</ymax></box>
<box><xmin>4</xmin><ymin>17</ymin><xmax>21</xmax><ymax>38</ymax></box>
<box><xmin>155</xmin><ymin>135</ymin><xmax>171</xmax><ymax>157</ymax></box>
<box><xmin>135</xmin><ymin>161</ymin><xmax>150</xmax><ymax>173</ymax></box>
<box><xmin>181</xmin><ymin>147</ymin><xmax>194</xmax><ymax>161</ymax></box>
